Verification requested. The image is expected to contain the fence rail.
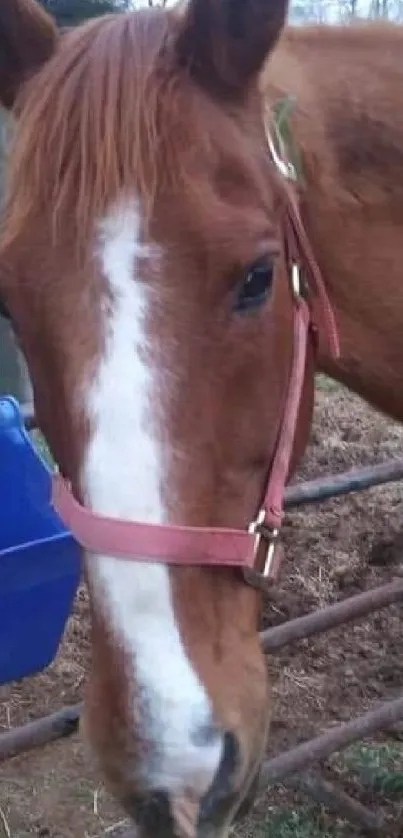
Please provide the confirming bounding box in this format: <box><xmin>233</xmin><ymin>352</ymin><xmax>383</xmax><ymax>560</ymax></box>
<box><xmin>262</xmin><ymin>578</ymin><xmax>403</xmax><ymax>652</ymax></box>
<box><xmin>2</xmin><ymin>403</ymin><xmax>403</xmax><ymax>835</ymax></box>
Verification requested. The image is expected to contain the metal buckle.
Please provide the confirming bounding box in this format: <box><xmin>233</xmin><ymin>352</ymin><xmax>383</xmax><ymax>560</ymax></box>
<box><xmin>291</xmin><ymin>263</ymin><xmax>301</xmax><ymax>300</ymax></box>
<box><xmin>266</xmin><ymin>129</ymin><xmax>297</xmax><ymax>183</ymax></box>
<box><xmin>244</xmin><ymin>510</ymin><xmax>283</xmax><ymax>591</ymax></box>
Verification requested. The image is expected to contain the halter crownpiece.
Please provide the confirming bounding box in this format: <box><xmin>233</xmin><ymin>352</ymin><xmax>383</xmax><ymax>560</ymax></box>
<box><xmin>50</xmin><ymin>110</ymin><xmax>340</xmax><ymax>586</ymax></box>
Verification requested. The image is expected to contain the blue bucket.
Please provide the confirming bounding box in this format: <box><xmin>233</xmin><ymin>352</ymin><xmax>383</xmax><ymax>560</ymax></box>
<box><xmin>0</xmin><ymin>396</ymin><xmax>81</xmax><ymax>685</ymax></box>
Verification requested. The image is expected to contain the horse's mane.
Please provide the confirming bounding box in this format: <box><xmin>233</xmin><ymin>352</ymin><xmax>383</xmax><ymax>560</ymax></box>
<box><xmin>1</xmin><ymin>8</ymin><xmax>199</xmax><ymax>251</ymax></box>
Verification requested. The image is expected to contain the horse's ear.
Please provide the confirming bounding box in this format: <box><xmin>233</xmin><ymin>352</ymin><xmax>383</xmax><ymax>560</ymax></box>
<box><xmin>0</xmin><ymin>0</ymin><xmax>58</xmax><ymax>110</ymax></box>
<box><xmin>175</xmin><ymin>0</ymin><xmax>289</xmax><ymax>99</ymax></box>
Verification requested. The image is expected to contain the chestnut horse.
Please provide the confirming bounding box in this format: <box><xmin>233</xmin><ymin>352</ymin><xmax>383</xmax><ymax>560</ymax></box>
<box><xmin>1</xmin><ymin>0</ymin><xmax>403</xmax><ymax>836</ymax></box>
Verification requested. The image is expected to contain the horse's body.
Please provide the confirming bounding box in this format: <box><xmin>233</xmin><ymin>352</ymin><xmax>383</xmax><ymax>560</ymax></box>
<box><xmin>265</xmin><ymin>21</ymin><xmax>403</xmax><ymax>422</ymax></box>
<box><xmin>0</xmin><ymin>2</ymin><xmax>402</xmax><ymax>837</ymax></box>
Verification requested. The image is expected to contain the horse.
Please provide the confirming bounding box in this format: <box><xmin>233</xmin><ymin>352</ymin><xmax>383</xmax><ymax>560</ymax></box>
<box><xmin>1</xmin><ymin>0</ymin><xmax>403</xmax><ymax>836</ymax></box>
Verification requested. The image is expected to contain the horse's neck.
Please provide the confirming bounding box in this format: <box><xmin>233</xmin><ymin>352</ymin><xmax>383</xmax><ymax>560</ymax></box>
<box><xmin>267</xmin><ymin>23</ymin><xmax>403</xmax><ymax>423</ymax></box>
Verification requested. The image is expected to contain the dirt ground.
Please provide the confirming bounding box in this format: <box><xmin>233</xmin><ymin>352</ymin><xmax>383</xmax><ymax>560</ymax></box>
<box><xmin>1</xmin><ymin>378</ymin><xmax>403</xmax><ymax>837</ymax></box>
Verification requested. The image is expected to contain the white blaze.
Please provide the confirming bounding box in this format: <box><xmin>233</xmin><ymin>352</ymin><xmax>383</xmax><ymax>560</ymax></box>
<box><xmin>81</xmin><ymin>198</ymin><xmax>222</xmax><ymax>793</ymax></box>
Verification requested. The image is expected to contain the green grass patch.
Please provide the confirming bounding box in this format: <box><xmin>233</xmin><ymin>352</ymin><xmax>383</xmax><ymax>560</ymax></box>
<box><xmin>257</xmin><ymin>807</ymin><xmax>343</xmax><ymax>838</ymax></box>
<box><xmin>339</xmin><ymin>742</ymin><xmax>403</xmax><ymax>799</ymax></box>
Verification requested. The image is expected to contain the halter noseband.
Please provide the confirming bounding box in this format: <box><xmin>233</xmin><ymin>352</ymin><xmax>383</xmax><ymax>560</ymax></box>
<box><xmin>2</xmin><ymin>125</ymin><xmax>340</xmax><ymax>587</ymax></box>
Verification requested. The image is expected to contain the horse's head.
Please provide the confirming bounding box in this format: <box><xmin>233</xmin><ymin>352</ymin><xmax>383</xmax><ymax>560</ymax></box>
<box><xmin>0</xmin><ymin>0</ymin><xmax>319</xmax><ymax>835</ymax></box>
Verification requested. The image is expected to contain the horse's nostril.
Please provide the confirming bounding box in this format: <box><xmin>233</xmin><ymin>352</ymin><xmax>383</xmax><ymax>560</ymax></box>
<box><xmin>191</xmin><ymin>719</ymin><xmax>222</xmax><ymax>747</ymax></box>
<box><xmin>125</xmin><ymin>790</ymin><xmax>175</xmax><ymax>838</ymax></box>
<box><xmin>234</xmin><ymin>769</ymin><xmax>260</xmax><ymax>821</ymax></box>
<box><xmin>216</xmin><ymin>730</ymin><xmax>240</xmax><ymax>786</ymax></box>
<box><xmin>198</xmin><ymin>730</ymin><xmax>240</xmax><ymax>824</ymax></box>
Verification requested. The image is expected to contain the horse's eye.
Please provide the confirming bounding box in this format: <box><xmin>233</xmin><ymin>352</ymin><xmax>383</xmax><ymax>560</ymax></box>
<box><xmin>234</xmin><ymin>257</ymin><xmax>275</xmax><ymax>314</ymax></box>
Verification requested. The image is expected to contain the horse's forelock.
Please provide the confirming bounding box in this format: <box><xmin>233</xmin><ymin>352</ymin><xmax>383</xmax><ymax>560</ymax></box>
<box><xmin>0</xmin><ymin>9</ymin><xmax>208</xmax><ymax>255</ymax></box>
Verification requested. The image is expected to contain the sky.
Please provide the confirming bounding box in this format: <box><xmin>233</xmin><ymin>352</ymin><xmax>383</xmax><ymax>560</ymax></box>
<box><xmin>132</xmin><ymin>0</ymin><xmax>391</xmax><ymax>23</ymax></box>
